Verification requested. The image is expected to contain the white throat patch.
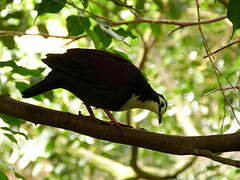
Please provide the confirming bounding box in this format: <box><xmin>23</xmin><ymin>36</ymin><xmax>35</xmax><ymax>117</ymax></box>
<box><xmin>119</xmin><ymin>94</ymin><xmax>158</xmax><ymax>114</ymax></box>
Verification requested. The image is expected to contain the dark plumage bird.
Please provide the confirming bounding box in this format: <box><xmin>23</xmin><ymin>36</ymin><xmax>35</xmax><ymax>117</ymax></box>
<box><xmin>22</xmin><ymin>48</ymin><xmax>167</xmax><ymax>126</ymax></box>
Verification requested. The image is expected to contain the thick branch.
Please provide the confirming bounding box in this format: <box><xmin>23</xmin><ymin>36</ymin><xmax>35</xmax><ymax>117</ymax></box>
<box><xmin>0</xmin><ymin>96</ymin><xmax>240</xmax><ymax>166</ymax></box>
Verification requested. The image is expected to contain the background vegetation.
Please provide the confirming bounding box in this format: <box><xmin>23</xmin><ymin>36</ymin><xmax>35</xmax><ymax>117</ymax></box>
<box><xmin>0</xmin><ymin>0</ymin><xmax>240</xmax><ymax>179</ymax></box>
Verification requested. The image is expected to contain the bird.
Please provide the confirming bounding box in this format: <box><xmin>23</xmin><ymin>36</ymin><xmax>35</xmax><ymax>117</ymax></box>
<box><xmin>22</xmin><ymin>48</ymin><xmax>167</xmax><ymax>126</ymax></box>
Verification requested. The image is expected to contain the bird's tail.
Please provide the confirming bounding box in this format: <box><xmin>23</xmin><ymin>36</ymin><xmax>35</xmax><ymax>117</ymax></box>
<box><xmin>22</xmin><ymin>74</ymin><xmax>58</xmax><ymax>98</ymax></box>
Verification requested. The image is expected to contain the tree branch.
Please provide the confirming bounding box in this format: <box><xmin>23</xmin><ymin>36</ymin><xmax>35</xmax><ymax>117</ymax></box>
<box><xmin>0</xmin><ymin>30</ymin><xmax>87</xmax><ymax>40</ymax></box>
<box><xmin>111</xmin><ymin>15</ymin><xmax>226</xmax><ymax>27</ymax></box>
<box><xmin>0</xmin><ymin>95</ymin><xmax>240</xmax><ymax>167</ymax></box>
<box><xmin>203</xmin><ymin>38</ymin><xmax>240</xmax><ymax>58</ymax></box>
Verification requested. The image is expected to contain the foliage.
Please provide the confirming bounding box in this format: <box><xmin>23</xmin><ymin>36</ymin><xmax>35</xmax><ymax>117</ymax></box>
<box><xmin>0</xmin><ymin>0</ymin><xmax>240</xmax><ymax>179</ymax></box>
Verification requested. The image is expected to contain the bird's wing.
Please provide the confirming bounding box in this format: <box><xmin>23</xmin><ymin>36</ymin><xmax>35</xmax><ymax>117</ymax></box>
<box><xmin>43</xmin><ymin>49</ymin><xmax>140</xmax><ymax>88</ymax></box>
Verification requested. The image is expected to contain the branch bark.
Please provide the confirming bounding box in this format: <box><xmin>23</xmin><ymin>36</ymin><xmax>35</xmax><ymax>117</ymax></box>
<box><xmin>0</xmin><ymin>95</ymin><xmax>240</xmax><ymax>167</ymax></box>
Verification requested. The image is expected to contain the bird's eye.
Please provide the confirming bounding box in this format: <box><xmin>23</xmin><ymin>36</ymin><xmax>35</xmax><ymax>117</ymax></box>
<box><xmin>160</xmin><ymin>103</ymin><xmax>164</xmax><ymax>108</ymax></box>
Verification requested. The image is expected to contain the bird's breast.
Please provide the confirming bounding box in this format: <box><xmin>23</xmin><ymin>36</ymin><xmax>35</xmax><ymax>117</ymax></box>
<box><xmin>119</xmin><ymin>94</ymin><xmax>158</xmax><ymax>113</ymax></box>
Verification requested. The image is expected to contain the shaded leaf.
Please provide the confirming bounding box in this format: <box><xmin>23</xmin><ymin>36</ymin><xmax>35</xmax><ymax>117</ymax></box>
<box><xmin>36</xmin><ymin>0</ymin><xmax>66</xmax><ymax>16</ymax></box>
<box><xmin>0</xmin><ymin>127</ymin><xmax>29</xmax><ymax>140</ymax></box>
<box><xmin>37</xmin><ymin>24</ymin><xmax>49</xmax><ymax>35</ymax></box>
<box><xmin>0</xmin><ymin>60</ymin><xmax>44</xmax><ymax>76</ymax></box>
<box><xmin>86</xmin><ymin>29</ymin><xmax>102</xmax><ymax>49</ymax></box>
<box><xmin>114</xmin><ymin>28</ymin><xmax>137</xmax><ymax>39</ymax></box>
<box><xmin>93</xmin><ymin>25</ymin><xmax>112</xmax><ymax>48</ymax></box>
<box><xmin>4</xmin><ymin>133</ymin><xmax>18</xmax><ymax>144</ymax></box>
<box><xmin>0</xmin><ymin>0</ymin><xmax>13</xmax><ymax>10</ymax></box>
<box><xmin>0</xmin><ymin>37</ymin><xmax>16</xmax><ymax>49</ymax></box>
<box><xmin>98</xmin><ymin>24</ymin><xmax>123</xmax><ymax>41</ymax></box>
<box><xmin>150</xmin><ymin>23</ymin><xmax>161</xmax><ymax>37</ymax></box>
<box><xmin>153</xmin><ymin>0</ymin><xmax>163</xmax><ymax>9</ymax></box>
<box><xmin>15</xmin><ymin>82</ymin><xmax>30</xmax><ymax>92</ymax></box>
<box><xmin>80</xmin><ymin>0</ymin><xmax>88</xmax><ymax>8</ymax></box>
<box><xmin>0</xmin><ymin>114</ymin><xmax>23</xmax><ymax>126</ymax></box>
<box><xmin>135</xmin><ymin>0</ymin><xmax>145</xmax><ymax>10</ymax></box>
<box><xmin>0</xmin><ymin>171</ymin><xmax>8</xmax><ymax>180</ymax></box>
<box><xmin>227</xmin><ymin>0</ymin><xmax>240</xmax><ymax>35</ymax></box>
<box><xmin>108</xmin><ymin>49</ymin><xmax>130</xmax><ymax>61</ymax></box>
<box><xmin>66</xmin><ymin>16</ymin><xmax>90</xmax><ymax>36</ymax></box>
<box><xmin>168</xmin><ymin>0</ymin><xmax>186</xmax><ymax>19</ymax></box>
<box><xmin>14</xmin><ymin>171</ymin><xmax>25</xmax><ymax>180</ymax></box>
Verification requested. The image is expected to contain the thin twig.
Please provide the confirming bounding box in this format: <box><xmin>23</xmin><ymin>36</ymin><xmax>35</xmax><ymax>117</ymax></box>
<box><xmin>195</xmin><ymin>0</ymin><xmax>240</xmax><ymax>126</ymax></box>
<box><xmin>205</xmin><ymin>85</ymin><xmax>240</xmax><ymax>96</ymax></box>
<box><xmin>65</xmin><ymin>1</ymin><xmax>226</xmax><ymax>28</ymax></box>
<box><xmin>0</xmin><ymin>30</ymin><xmax>87</xmax><ymax>40</ymax></box>
<box><xmin>66</xmin><ymin>1</ymin><xmax>114</xmax><ymax>23</ymax></box>
<box><xmin>203</xmin><ymin>39</ymin><xmax>240</xmax><ymax>58</ymax></box>
<box><xmin>194</xmin><ymin>149</ymin><xmax>240</xmax><ymax>167</ymax></box>
<box><xmin>111</xmin><ymin>15</ymin><xmax>226</xmax><ymax>26</ymax></box>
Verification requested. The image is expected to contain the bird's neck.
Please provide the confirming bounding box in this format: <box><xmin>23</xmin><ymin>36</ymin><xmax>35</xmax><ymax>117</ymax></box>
<box><xmin>119</xmin><ymin>94</ymin><xmax>158</xmax><ymax>113</ymax></box>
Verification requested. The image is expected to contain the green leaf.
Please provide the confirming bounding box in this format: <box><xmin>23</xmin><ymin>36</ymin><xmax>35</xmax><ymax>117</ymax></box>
<box><xmin>0</xmin><ymin>114</ymin><xmax>23</xmax><ymax>126</ymax></box>
<box><xmin>168</xmin><ymin>0</ymin><xmax>186</xmax><ymax>19</ymax></box>
<box><xmin>4</xmin><ymin>133</ymin><xmax>18</xmax><ymax>144</ymax></box>
<box><xmin>114</xmin><ymin>28</ymin><xmax>137</xmax><ymax>39</ymax></box>
<box><xmin>0</xmin><ymin>127</ymin><xmax>29</xmax><ymax>140</ymax></box>
<box><xmin>37</xmin><ymin>24</ymin><xmax>49</xmax><ymax>35</ymax></box>
<box><xmin>0</xmin><ymin>37</ymin><xmax>16</xmax><ymax>49</ymax></box>
<box><xmin>86</xmin><ymin>29</ymin><xmax>102</xmax><ymax>49</ymax></box>
<box><xmin>0</xmin><ymin>0</ymin><xmax>13</xmax><ymax>10</ymax></box>
<box><xmin>206</xmin><ymin>165</ymin><xmax>220</xmax><ymax>171</ymax></box>
<box><xmin>0</xmin><ymin>60</ymin><xmax>44</xmax><ymax>76</ymax></box>
<box><xmin>15</xmin><ymin>82</ymin><xmax>30</xmax><ymax>92</ymax></box>
<box><xmin>0</xmin><ymin>171</ymin><xmax>8</xmax><ymax>180</ymax></box>
<box><xmin>66</xmin><ymin>16</ymin><xmax>90</xmax><ymax>36</ymax></box>
<box><xmin>153</xmin><ymin>0</ymin><xmax>163</xmax><ymax>9</ymax></box>
<box><xmin>36</xmin><ymin>0</ymin><xmax>66</xmax><ymax>16</ymax></box>
<box><xmin>14</xmin><ymin>171</ymin><xmax>25</xmax><ymax>180</ymax></box>
<box><xmin>80</xmin><ymin>0</ymin><xmax>88</xmax><ymax>8</ymax></box>
<box><xmin>150</xmin><ymin>23</ymin><xmax>161</xmax><ymax>37</ymax></box>
<box><xmin>227</xmin><ymin>0</ymin><xmax>240</xmax><ymax>36</ymax></box>
<box><xmin>135</xmin><ymin>0</ymin><xmax>145</xmax><ymax>10</ymax></box>
<box><xmin>93</xmin><ymin>25</ymin><xmax>112</xmax><ymax>48</ymax></box>
<box><xmin>108</xmin><ymin>49</ymin><xmax>130</xmax><ymax>61</ymax></box>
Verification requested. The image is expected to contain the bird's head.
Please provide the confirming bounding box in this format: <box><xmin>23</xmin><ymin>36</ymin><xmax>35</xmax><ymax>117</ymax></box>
<box><xmin>157</xmin><ymin>94</ymin><xmax>167</xmax><ymax>124</ymax></box>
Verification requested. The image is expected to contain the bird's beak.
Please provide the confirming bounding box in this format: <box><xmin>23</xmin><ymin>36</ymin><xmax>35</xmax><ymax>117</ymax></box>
<box><xmin>158</xmin><ymin>110</ymin><xmax>162</xmax><ymax>124</ymax></box>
